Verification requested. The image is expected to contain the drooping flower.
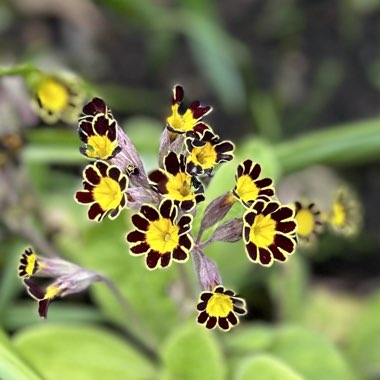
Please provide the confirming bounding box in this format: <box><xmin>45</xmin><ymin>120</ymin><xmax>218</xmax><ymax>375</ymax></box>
<box><xmin>126</xmin><ymin>199</ymin><xmax>193</xmax><ymax>270</ymax></box>
<box><xmin>328</xmin><ymin>187</ymin><xmax>362</xmax><ymax>236</ymax></box>
<box><xmin>196</xmin><ymin>286</ymin><xmax>247</xmax><ymax>331</ymax></box>
<box><xmin>185</xmin><ymin>129</ymin><xmax>234</xmax><ymax>176</ymax></box>
<box><xmin>79</xmin><ymin>97</ymin><xmax>113</xmax><ymax>121</ymax></box>
<box><xmin>149</xmin><ymin>151</ymin><xmax>205</xmax><ymax>211</ymax></box>
<box><xmin>243</xmin><ymin>197</ymin><xmax>297</xmax><ymax>266</ymax></box>
<box><xmin>233</xmin><ymin>160</ymin><xmax>275</xmax><ymax>206</ymax></box>
<box><xmin>75</xmin><ymin>160</ymin><xmax>128</xmax><ymax>221</ymax></box>
<box><xmin>33</xmin><ymin>75</ymin><xmax>84</xmax><ymax>124</ymax></box>
<box><xmin>18</xmin><ymin>248</ymin><xmax>100</xmax><ymax>318</ymax></box>
<box><xmin>294</xmin><ymin>201</ymin><xmax>323</xmax><ymax>246</ymax></box>
<box><xmin>78</xmin><ymin>112</ymin><xmax>121</xmax><ymax>160</ymax></box>
<box><xmin>166</xmin><ymin>85</ymin><xmax>212</xmax><ymax>134</ymax></box>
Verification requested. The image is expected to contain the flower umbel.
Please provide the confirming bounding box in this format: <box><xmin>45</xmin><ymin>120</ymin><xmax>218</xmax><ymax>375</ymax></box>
<box><xmin>127</xmin><ymin>199</ymin><xmax>193</xmax><ymax>270</ymax></box>
<box><xmin>196</xmin><ymin>286</ymin><xmax>247</xmax><ymax>331</ymax></box>
<box><xmin>243</xmin><ymin>197</ymin><xmax>297</xmax><ymax>266</ymax></box>
<box><xmin>75</xmin><ymin>160</ymin><xmax>128</xmax><ymax>221</ymax></box>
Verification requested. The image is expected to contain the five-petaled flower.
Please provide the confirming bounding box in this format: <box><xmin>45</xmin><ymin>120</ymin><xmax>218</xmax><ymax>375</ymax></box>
<box><xmin>18</xmin><ymin>248</ymin><xmax>40</xmax><ymax>278</ymax></box>
<box><xmin>75</xmin><ymin>160</ymin><xmax>128</xmax><ymax>221</ymax></box>
<box><xmin>166</xmin><ymin>85</ymin><xmax>212</xmax><ymax>134</ymax></box>
<box><xmin>149</xmin><ymin>151</ymin><xmax>205</xmax><ymax>211</ymax></box>
<box><xmin>233</xmin><ymin>160</ymin><xmax>275</xmax><ymax>206</ymax></box>
<box><xmin>185</xmin><ymin>129</ymin><xmax>234</xmax><ymax>176</ymax></box>
<box><xmin>196</xmin><ymin>286</ymin><xmax>247</xmax><ymax>331</ymax></box>
<box><xmin>34</xmin><ymin>75</ymin><xmax>84</xmax><ymax>124</ymax></box>
<box><xmin>126</xmin><ymin>199</ymin><xmax>193</xmax><ymax>270</ymax></box>
<box><xmin>243</xmin><ymin>197</ymin><xmax>297</xmax><ymax>266</ymax></box>
<box><xmin>294</xmin><ymin>201</ymin><xmax>323</xmax><ymax>246</ymax></box>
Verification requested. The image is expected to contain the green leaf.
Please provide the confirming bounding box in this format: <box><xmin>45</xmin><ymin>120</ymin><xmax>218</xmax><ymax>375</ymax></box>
<box><xmin>13</xmin><ymin>324</ymin><xmax>156</xmax><ymax>380</ymax></box>
<box><xmin>0</xmin><ymin>329</ymin><xmax>42</xmax><ymax>380</ymax></box>
<box><xmin>234</xmin><ymin>354</ymin><xmax>304</xmax><ymax>380</ymax></box>
<box><xmin>161</xmin><ymin>323</ymin><xmax>226</xmax><ymax>380</ymax></box>
<box><xmin>270</xmin><ymin>326</ymin><xmax>358</xmax><ymax>380</ymax></box>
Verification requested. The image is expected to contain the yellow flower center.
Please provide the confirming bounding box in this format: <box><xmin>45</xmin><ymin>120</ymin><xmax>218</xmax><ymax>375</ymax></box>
<box><xmin>235</xmin><ymin>175</ymin><xmax>259</xmax><ymax>203</ymax></box>
<box><xmin>25</xmin><ymin>252</ymin><xmax>38</xmax><ymax>276</ymax></box>
<box><xmin>37</xmin><ymin>78</ymin><xmax>69</xmax><ymax>112</ymax></box>
<box><xmin>249</xmin><ymin>213</ymin><xmax>276</xmax><ymax>248</ymax></box>
<box><xmin>93</xmin><ymin>177</ymin><xmax>123</xmax><ymax>211</ymax></box>
<box><xmin>190</xmin><ymin>142</ymin><xmax>217</xmax><ymax>169</ymax></box>
<box><xmin>167</xmin><ymin>105</ymin><xmax>196</xmax><ymax>132</ymax></box>
<box><xmin>331</xmin><ymin>202</ymin><xmax>346</xmax><ymax>226</ymax></box>
<box><xmin>206</xmin><ymin>293</ymin><xmax>234</xmax><ymax>317</ymax></box>
<box><xmin>166</xmin><ymin>172</ymin><xmax>195</xmax><ymax>201</ymax></box>
<box><xmin>146</xmin><ymin>218</ymin><xmax>180</xmax><ymax>254</ymax></box>
<box><xmin>86</xmin><ymin>135</ymin><xmax>117</xmax><ymax>159</ymax></box>
<box><xmin>295</xmin><ymin>209</ymin><xmax>315</xmax><ymax>237</ymax></box>
<box><xmin>45</xmin><ymin>284</ymin><xmax>61</xmax><ymax>300</ymax></box>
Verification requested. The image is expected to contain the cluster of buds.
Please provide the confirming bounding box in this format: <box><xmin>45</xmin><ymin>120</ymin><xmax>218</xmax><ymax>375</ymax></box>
<box><xmin>20</xmin><ymin>85</ymin><xmax>300</xmax><ymax>331</ymax></box>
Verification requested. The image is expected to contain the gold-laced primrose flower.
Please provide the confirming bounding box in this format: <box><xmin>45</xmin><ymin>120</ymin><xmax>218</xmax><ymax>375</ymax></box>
<box><xmin>233</xmin><ymin>160</ymin><xmax>275</xmax><ymax>206</ymax></box>
<box><xmin>166</xmin><ymin>85</ymin><xmax>212</xmax><ymax>134</ymax></box>
<box><xmin>328</xmin><ymin>187</ymin><xmax>362</xmax><ymax>236</ymax></box>
<box><xmin>33</xmin><ymin>75</ymin><xmax>84</xmax><ymax>124</ymax></box>
<box><xmin>149</xmin><ymin>151</ymin><xmax>205</xmax><ymax>211</ymax></box>
<box><xmin>243</xmin><ymin>197</ymin><xmax>297</xmax><ymax>266</ymax></box>
<box><xmin>75</xmin><ymin>160</ymin><xmax>128</xmax><ymax>221</ymax></box>
<box><xmin>18</xmin><ymin>248</ymin><xmax>100</xmax><ymax>318</ymax></box>
<box><xmin>294</xmin><ymin>201</ymin><xmax>324</xmax><ymax>246</ymax></box>
<box><xmin>78</xmin><ymin>112</ymin><xmax>121</xmax><ymax>160</ymax></box>
<box><xmin>196</xmin><ymin>286</ymin><xmax>247</xmax><ymax>331</ymax></box>
<box><xmin>126</xmin><ymin>199</ymin><xmax>193</xmax><ymax>270</ymax></box>
<box><xmin>185</xmin><ymin>129</ymin><xmax>234</xmax><ymax>176</ymax></box>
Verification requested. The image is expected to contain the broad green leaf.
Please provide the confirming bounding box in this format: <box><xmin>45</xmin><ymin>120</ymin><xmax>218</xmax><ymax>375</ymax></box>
<box><xmin>13</xmin><ymin>324</ymin><xmax>155</xmax><ymax>380</ymax></box>
<box><xmin>346</xmin><ymin>291</ymin><xmax>380</xmax><ymax>377</ymax></box>
<box><xmin>270</xmin><ymin>326</ymin><xmax>358</xmax><ymax>380</ymax></box>
<box><xmin>0</xmin><ymin>330</ymin><xmax>42</xmax><ymax>380</ymax></box>
<box><xmin>161</xmin><ymin>323</ymin><xmax>226</xmax><ymax>380</ymax></box>
<box><xmin>233</xmin><ymin>354</ymin><xmax>304</xmax><ymax>380</ymax></box>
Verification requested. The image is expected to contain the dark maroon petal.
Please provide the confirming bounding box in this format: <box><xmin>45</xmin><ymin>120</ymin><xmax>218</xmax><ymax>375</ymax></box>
<box><xmin>130</xmin><ymin>242</ymin><xmax>149</xmax><ymax>255</ymax></box>
<box><xmin>173</xmin><ymin>85</ymin><xmax>184</xmax><ymax>104</ymax></box>
<box><xmin>146</xmin><ymin>251</ymin><xmax>161</xmax><ymax>269</ymax></box>
<box><xmin>159</xmin><ymin>199</ymin><xmax>174</xmax><ymax>219</ymax></box>
<box><xmin>227</xmin><ymin>312</ymin><xmax>238</xmax><ymax>325</ymax></box>
<box><xmin>218</xmin><ymin>317</ymin><xmax>229</xmax><ymax>330</ymax></box>
<box><xmin>178</xmin><ymin>235</ymin><xmax>192</xmax><ymax>250</ymax></box>
<box><xmin>181</xmin><ymin>200</ymin><xmax>195</xmax><ymax>211</ymax></box>
<box><xmin>93</xmin><ymin>115</ymin><xmax>109</xmax><ymax>135</ymax></box>
<box><xmin>206</xmin><ymin>316</ymin><xmax>217</xmax><ymax>329</ymax></box>
<box><xmin>236</xmin><ymin>162</ymin><xmax>244</xmax><ymax>178</ymax></box>
<box><xmin>259</xmin><ymin>188</ymin><xmax>275</xmax><ymax>197</ymax></box>
<box><xmin>190</xmin><ymin>102</ymin><xmax>212</xmax><ymax>119</ymax></box>
<box><xmin>255</xmin><ymin>178</ymin><xmax>273</xmax><ymax>189</ymax></box>
<box><xmin>88</xmin><ymin>203</ymin><xmax>104</xmax><ymax>221</ymax></box>
<box><xmin>192</xmin><ymin>122</ymin><xmax>210</xmax><ymax>135</ymax></box>
<box><xmin>200</xmin><ymin>292</ymin><xmax>213</xmax><ymax>302</ymax></box>
<box><xmin>140</xmin><ymin>205</ymin><xmax>159</xmax><ymax>221</ymax></box>
<box><xmin>242</xmin><ymin>160</ymin><xmax>253</xmax><ymax>175</ymax></box>
<box><xmin>82</xmin><ymin>97</ymin><xmax>107</xmax><ymax>116</ymax></box>
<box><xmin>243</xmin><ymin>226</ymin><xmax>251</xmax><ymax>243</ymax></box>
<box><xmin>224</xmin><ymin>290</ymin><xmax>235</xmax><ymax>296</ymax></box>
<box><xmin>233</xmin><ymin>306</ymin><xmax>246</xmax><ymax>315</ymax></box>
<box><xmin>109</xmin><ymin>207</ymin><xmax>121</xmax><ymax>219</ymax></box>
<box><xmin>197</xmin><ymin>311</ymin><xmax>208</xmax><ymax>324</ymax></box>
<box><xmin>258</xmin><ymin>248</ymin><xmax>273</xmax><ymax>266</ymax></box>
<box><xmin>149</xmin><ymin>170</ymin><xmax>168</xmax><ymax>185</ymax></box>
<box><xmin>95</xmin><ymin>161</ymin><xmax>108</xmax><ymax>177</ymax></box>
<box><xmin>132</xmin><ymin>214</ymin><xmax>150</xmax><ymax>231</ymax></box>
<box><xmin>84</xmin><ymin>166</ymin><xmax>101</xmax><ymax>185</ymax></box>
<box><xmin>215</xmin><ymin>141</ymin><xmax>233</xmax><ymax>154</ymax></box>
<box><xmin>164</xmin><ymin>152</ymin><xmax>181</xmax><ymax>176</ymax></box>
<box><xmin>23</xmin><ymin>279</ymin><xmax>45</xmax><ymax>299</ymax></box>
<box><xmin>172</xmin><ymin>246</ymin><xmax>188</xmax><ymax>261</ymax></box>
<box><xmin>263</xmin><ymin>202</ymin><xmax>279</xmax><ymax>216</ymax></box>
<box><xmin>38</xmin><ymin>299</ymin><xmax>50</xmax><ymax>319</ymax></box>
<box><xmin>108</xmin><ymin>166</ymin><xmax>121</xmax><ymax>181</ymax></box>
<box><xmin>249</xmin><ymin>163</ymin><xmax>261</xmax><ymax>180</ymax></box>
<box><xmin>119</xmin><ymin>176</ymin><xmax>127</xmax><ymax>190</ymax></box>
<box><xmin>272</xmin><ymin>207</ymin><xmax>294</xmax><ymax>222</ymax></box>
<box><xmin>269</xmin><ymin>244</ymin><xmax>286</xmax><ymax>262</ymax></box>
<box><xmin>244</xmin><ymin>212</ymin><xmax>256</xmax><ymax>226</ymax></box>
<box><xmin>214</xmin><ymin>286</ymin><xmax>224</xmax><ymax>293</ymax></box>
<box><xmin>246</xmin><ymin>241</ymin><xmax>258</xmax><ymax>261</ymax></box>
<box><xmin>197</xmin><ymin>301</ymin><xmax>207</xmax><ymax>311</ymax></box>
<box><xmin>178</xmin><ymin>215</ymin><xmax>192</xmax><ymax>230</ymax></box>
<box><xmin>274</xmin><ymin>234</ymin><xmax>295</xmax><ymax>253</ymax></box>
<box><xmin>160</xmin><ymin>253</ymin><xmax>171</xmax><ymax>268</ymax></box>
<box><xmin>126</xmin><ymin>230</ymin><xmax>145</xmax><ymax>243</ymax></box>
<box><xmin>108</xmin><ymin>121</ymin><xmax>117</xmax><ymax>141</ymax></box>
<box><xmin>217</xmin><ymin>153</ymin><xmax>233</xmax><ymax>163</ymax></box>
<box><xmin>277</xmin><ymin>221</ymin><xmax>297</xmax><ymax>233</ymax></box>
<box><xmin>75</xmin><ymin>191</ymin><xmax>93</xmax><ymax>204</ymax></box>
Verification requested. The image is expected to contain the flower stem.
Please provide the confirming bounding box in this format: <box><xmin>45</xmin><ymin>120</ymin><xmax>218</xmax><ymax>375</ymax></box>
<box><xmin>0</xmin><ymin>64</ymin><xmax>39</xmax><ymax>77</ymax></box>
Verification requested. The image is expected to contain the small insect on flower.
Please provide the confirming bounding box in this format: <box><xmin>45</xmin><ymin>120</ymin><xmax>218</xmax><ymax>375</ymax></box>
<box><xmin>185</xmin><ymin>129</ymin><xmax>234</xmax><ymax>176</ymax></box>
<box><xmin>75</xmin><ymin>160</ymin><xmax>128</xmax><ymax>221</ymax></box>
<box><xmin>328</xmin><ymin>187</ymin><xmax>362</xmax><ymax>236</ymax></box>
<box><xmin>126</xmin><ymin>199</ymin><xmax>193</xmax><ymax>270</ymax></box>
<box><xmin>196</xmin><ymin>286</ymin><xmax>247</xmax><ymax>331</ymax></box>
<box><xmin>233</xmin><ymin>160</ymin><xmax>275</xmax><ymax>207</ymax></box>
<box><xmin>166</xmin><ymin>85</ymin><xmax>212</xmax><ymax>134</ymax></box>
<box><xmin>33</xmin><ymin>75</ymin><xmax>84</xmax><ymax>124</ymax></box>
<box><xmin>243</xmin><ymin>197</ymin><xmax>297</xmax><ymax>266</ymax></box>
<box><xmin>294</xmin><ymin>201</ymin><xmax>324</xmax><ymax>246</ymax></box>
<box><xmin>149</xmin><ymin>151</ymin><xmax>205</xmax><ymax>211</ymax></box>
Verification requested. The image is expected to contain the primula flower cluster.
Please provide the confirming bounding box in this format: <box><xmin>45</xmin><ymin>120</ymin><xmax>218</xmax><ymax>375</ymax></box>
<box><xmin>19</xmin><ymin>85</ymin><xmax>300</xmax><ymax>331</ymax></box>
